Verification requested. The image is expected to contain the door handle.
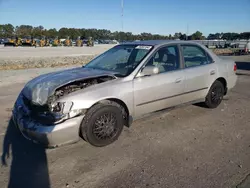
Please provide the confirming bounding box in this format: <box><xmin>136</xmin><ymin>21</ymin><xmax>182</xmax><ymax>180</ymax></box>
<box><xmin>210</xmin><ymin>70</ymin><xmax>216</xmax><ymax>75</ymax></box>
<box><xmin>175</xmin><ymin>78</ymin><xmax>182</xmax><ymax>83</ymax></box>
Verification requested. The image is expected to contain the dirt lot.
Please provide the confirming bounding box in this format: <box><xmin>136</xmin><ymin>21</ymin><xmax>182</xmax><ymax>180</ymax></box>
<box><xmin>0</xmin><ymin>44</ymin><xmax>114</xmax><ymax>58</ymax></box>
<box><xmin>1</xmin><ymin>45</ymin><xmax>250</xmax><ymax>71</ymax></box>
<box><xmin>0</xmin><ymin>44</ymin><xmax>116</xmax><ymax>70</ymax></box>
<box><xmin>0</xmin><ymin>62</ymin><xmax>250</xmax><ymax>187</ymax></box>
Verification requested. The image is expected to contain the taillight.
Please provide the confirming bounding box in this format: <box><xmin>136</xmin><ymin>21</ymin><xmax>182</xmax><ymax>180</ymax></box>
<box><xmin>234</xmin><ymin>63</ymin><xmax>237</xmax><ymax>72</ymax></box>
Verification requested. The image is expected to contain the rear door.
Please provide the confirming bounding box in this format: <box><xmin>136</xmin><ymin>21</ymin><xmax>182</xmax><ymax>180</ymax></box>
<box><xmin>133</xmin><ymin>45</ymin><xmax>185</xmax><ymax>117</ymax></box>
<box><xmin>180</xmin><ymin>44</ymin><xmax>217</xmax><ymax>103</ymax></box>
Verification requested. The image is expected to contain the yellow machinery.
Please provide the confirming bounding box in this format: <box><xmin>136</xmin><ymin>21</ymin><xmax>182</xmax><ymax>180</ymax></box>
<box><xmin>22</xmin><ymin>36</ymin><xmax>36</xmax><ymax>47</ymax></box>
<box><xmin>4</xmin><ymin>36</ymin><xmax>22</xmax><ymax>47</ymax></box>
<box><xmin>76</xmin><ymin>36</ymin><xmax>83</xmax><ymax>47</ymax></box>
<box><xmin>87</xmin><ymin>37</ymin><xmax>94</xmax><ymax>47</ymax></box>
<box><xmin>52</xmin><ymin>36</ymin><xmax>61</xmax><ymax>46</ymax></box>
<box><xmin>39</xmin><ymin>36</ymin><xmax>46</xmax><ymax>47</ymax></box>
<box><xmin>64</xmin><ymin>36</ymin><xmax>72</xmax><ymax>47</ymax></box>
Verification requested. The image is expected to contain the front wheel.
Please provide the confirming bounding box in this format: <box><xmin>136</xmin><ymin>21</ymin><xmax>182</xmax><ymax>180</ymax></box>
<box><xmin>81</xmin><ymin>101</ymin><xmax>125</xmax><ymax>147</ymax></box>
<box><xmin>204</xmin><ymin>80</ymin><xmax>225</xmax><ymax>108</ymax></box>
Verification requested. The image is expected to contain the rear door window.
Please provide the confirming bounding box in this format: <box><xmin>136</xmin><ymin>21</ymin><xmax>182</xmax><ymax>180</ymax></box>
<box><xmin>181</xmin><ymin>45</ymin><xmax>213</xmax><ymax>68</ymax></box>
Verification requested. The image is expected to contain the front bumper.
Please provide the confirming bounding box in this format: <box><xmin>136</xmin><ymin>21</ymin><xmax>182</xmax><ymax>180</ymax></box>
<box><xmin>12</xmin><ymin>94</ymin><xmax>84</xmax><ymax>148</ymax></box>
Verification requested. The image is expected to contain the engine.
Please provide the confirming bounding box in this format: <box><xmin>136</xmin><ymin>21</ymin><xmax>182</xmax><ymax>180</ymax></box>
<box><xmin>48</xmin><ymin>76</ymin><xmax>115</xmax><ymax>104</ymax></box>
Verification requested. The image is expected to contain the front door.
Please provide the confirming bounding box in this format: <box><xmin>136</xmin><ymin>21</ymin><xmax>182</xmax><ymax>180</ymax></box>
<box><xmin>133</xmin><ymin>45</ymin><xmax>185</xmax><ymax>117</ymax></box>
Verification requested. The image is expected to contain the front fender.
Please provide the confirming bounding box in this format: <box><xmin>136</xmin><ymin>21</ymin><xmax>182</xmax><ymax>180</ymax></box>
<box><xmin>69</xmin><ymin>95</ymin><xmax>129</xmax><ymax>111</ymax></box>
<box><xmin>57</xmin><ymin>81</ymin><xmax>134</xmax><ymax>116</ymax></box>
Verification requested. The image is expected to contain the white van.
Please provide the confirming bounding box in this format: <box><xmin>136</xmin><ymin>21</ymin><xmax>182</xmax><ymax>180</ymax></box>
<box><xmin>237</xmin><ymin>40</ymin><xmax>250</xmax><ymax>54</ymax></box>
<box><xmin>245</xmin><ymin>41</ymin><xmax>250</xmax><ymax>53</ymax></box>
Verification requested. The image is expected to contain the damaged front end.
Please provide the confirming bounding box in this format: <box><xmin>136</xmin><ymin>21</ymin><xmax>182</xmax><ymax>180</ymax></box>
<box><xmin>21</xmin><ymin>94</ymin><xmax>78</xmax><ymax>125</ymax></box>
<box><xmin>19</xmin><ymin>75</ymin><xmax>116</xmax><ymax>126</ymax></box>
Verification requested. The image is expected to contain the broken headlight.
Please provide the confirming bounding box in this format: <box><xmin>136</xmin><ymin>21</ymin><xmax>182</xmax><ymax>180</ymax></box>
<box><xmin>51</xmin><ymin>101</ymin><xmax>73</xmax><ymax>114</ymax></box>
<box><xmin>51</xmin><ymin>102</ymin><xmax>63</xmax><ymax>113</ymax></box>
<box><xmin>50</xmin><ymin>101</ymin><xmax>85</xmax><ymax>123</ymax></box>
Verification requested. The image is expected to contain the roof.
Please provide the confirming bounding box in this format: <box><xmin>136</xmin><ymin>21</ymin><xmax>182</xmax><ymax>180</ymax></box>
<box><xmin>120</xmin><ymin>40</ymin><xmax>201</xmax><ymax>46</ymax></box>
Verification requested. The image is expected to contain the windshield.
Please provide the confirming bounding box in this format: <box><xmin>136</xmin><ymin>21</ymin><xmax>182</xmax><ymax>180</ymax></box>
<box><xmin>84</xmin><ymin>44</ymin><xmax>153</xmax><ymax>77</ymax></box>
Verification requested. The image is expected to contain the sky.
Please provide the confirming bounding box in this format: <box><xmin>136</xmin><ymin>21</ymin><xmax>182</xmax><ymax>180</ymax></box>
<box><xmin>0</xmin><ymin>0</ymin><xmax>249</xmax><ymax>36</ymax></box>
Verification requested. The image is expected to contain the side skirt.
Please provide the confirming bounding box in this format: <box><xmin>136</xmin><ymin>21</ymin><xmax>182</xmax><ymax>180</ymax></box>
<box><xmin>128</xmin><ymin>98</ymin><xmax>205</xmax><ymax>127</ymax></box>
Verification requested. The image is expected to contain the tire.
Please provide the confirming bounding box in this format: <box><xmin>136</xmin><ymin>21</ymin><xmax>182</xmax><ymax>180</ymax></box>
<box><xmin>204</xmin><ymin>80</ymin><xmax>225</xmax><ymax>108</ymax></box>
<box><xmin>80</xmin><ymin>101</ymin><xmax>125</xmax><ymax>147</ymax></box>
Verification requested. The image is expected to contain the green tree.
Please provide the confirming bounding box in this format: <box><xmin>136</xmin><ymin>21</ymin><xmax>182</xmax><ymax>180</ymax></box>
<box><xmin>98</xmin><ymin>29</ymin><xmax>112</xmax><ymax>39</ymax></box>
<box><xmin>58</xmin><ymin>27</ymin><xmax>69</xmax><ymax>38</ymax></box>
<box><xmin>46</xmin><ymin>28</ymin><xmax>58</xmax><ymax>38</ymax></box>
<box><xmin>174</xmin><ymin>32</ymin><xmax>181</xmax><ymax>39</ymax></box>
<box><xmin>179</xmin><ymin>33</ymin><xmax>187</xmax><ymax>40</ymax></box>
<box><xmin>222</xmin><ymin>33</ymin><xmax>239</xmax><ymax>40</ymax></box>
<box><xmin>2</xmin><ymin>23</ymin><xmax>248</xmax><ymax>42</ymax></box>
<box><xmin>32</xmin><ymin>25</ymin><xmax>45</xmax><ymax>38</ymax></box>
<box><xmin>15</xmin><ymin>25</ymin><xmax>33</xmax><ymax>37</ymax></box>
<box><xmin>191</xmin><ymin>31</ymin><xmax>203</xmax><ymax>40</ymax></box>
<box><xmin>0</xmin><ymin>24</ymin><xmax>14</xmax><ymax>38</ymax></box>
<box><xmin>240</xmin><ymin>32</ymin><xmax>250</xmax><ymax>39</ymax></box>
<box><xmin>68</xmin><ymin>28</ymin><xmax>80</xmax><ymax>39</ymax></box>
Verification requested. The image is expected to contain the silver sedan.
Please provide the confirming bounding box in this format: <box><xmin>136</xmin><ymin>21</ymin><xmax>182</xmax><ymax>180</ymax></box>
<box><xmin>12</xmin><ymin>40</ymin><xmax>237</xmax><ymax>148</ymax></box>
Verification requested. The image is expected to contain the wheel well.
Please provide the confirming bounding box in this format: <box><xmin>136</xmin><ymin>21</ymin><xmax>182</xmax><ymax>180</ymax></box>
<box><xmin>79</xmin><ymin>98</ymin><xmax>130</xmax><ymax>138</ymax></box>
<box><xmin>98</xmin><ymin>98</ymin><xmax>130</xmax><ymax>127</ymax></box>
<box><xmin>216</xmin><ymin>77</ymin><xmax>227</xmax><ymax>95</ymax></box>
<box><xmin>106</xmin><ymin>98</ymin><xmax>129</xmax><ymax>121</ymax></box>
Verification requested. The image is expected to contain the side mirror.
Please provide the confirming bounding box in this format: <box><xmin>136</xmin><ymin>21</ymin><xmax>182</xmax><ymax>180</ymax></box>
<box><xmin>138</xmin><ymin>66</ymin><xmax>159</xmax><ymax>77</ymax></box>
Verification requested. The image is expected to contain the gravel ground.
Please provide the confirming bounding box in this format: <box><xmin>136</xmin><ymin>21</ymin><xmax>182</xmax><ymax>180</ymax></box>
<box><xmin>0</xmin><ymin>49</ymin><xmax>250</xmax><ymax>188</ymax></box>
<box><xmin>0</xmin><ymin>65</ymin><xmax>78</xmax><ymax>87</ymax></box>
<box><xmin>0</xmin><ymin>44</ymin><xmax>114</xmax><ymax>58</ymax></box>
<box><xmin>0</xmin><ymin>55</ymin><xmax>96</xmax><ymax>70</ymax></box>
<box><xmin>0</xmin><ymin>44</ymin><xmax>115</xmax><ymax>70</ymax></box>
<box><xmin>1</xmin><ymin>44</ymin><xmax>249</xmax><ymax>70</ymax></box>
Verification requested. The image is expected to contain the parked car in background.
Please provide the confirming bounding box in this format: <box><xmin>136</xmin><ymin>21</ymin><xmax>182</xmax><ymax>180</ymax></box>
<box><xmin>239</xmin><ymin>40</ymin><xmax>250</xmax><ymax>54</ymax></box>
<box><xmin>12</xmin><ymin>40</ymin><xmax>237</xmax><ymax>148</ymax></box>
<box><xmin>231</xmin><ymin>40</ymin><xmax>250</xmax><ymax>55</ymax></box>
<box><xmin>72</xmin><ymin>40</ymin><xmax>76</xmax><ymax>46</ymax></box>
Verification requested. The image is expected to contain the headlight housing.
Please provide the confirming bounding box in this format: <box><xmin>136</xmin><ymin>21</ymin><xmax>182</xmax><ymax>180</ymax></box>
<box><xmin>51</xmin><ymin>101</ymin><xmax>73</xmax><ymax>114</ymax></box>
<box><xmin>49</xmin><ymin>101</ymin><xmax>86</xmax><ymax>124</ymax></box>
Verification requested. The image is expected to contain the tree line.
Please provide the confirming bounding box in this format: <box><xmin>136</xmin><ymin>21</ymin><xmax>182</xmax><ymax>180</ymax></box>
<box><xmin>0</xmin><ymin>24</ymin><xmax>249</xmax><ymax>41</ymax></box>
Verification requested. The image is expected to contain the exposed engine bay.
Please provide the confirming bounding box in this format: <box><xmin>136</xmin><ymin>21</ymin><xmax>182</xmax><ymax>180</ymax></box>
<box><xmin>21</xmin><ymin>75</ymin><xmax>116</xmax><ymax>125</ymax></box>
<box><xmin>48</xmin><ymin>75</ymin><xmax>115</xmax><ymax>104</ymax></box>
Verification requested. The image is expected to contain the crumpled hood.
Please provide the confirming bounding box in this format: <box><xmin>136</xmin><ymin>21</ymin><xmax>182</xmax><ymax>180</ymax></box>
<box><xmin>22</xmin><ymin>67</ymin><xmax>116</xmax><ymax>105</ymax></box>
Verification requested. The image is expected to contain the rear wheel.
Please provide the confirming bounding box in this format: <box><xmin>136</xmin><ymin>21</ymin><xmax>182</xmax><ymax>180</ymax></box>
<box><xmin>81</xmin><ymin>101</ymin><xmax>125</xmax><ymax>147</ymax></box>
<box><xmin>204</xmin><ymin>80</ymin><xmax>225</xmax><ymax>108</ymax></box>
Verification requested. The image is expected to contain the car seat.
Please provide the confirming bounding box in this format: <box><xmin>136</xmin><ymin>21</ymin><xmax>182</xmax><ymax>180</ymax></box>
<box><xmin>161</xmin><ymin>53</ymin><xmax>178</xmax><ymax>71</ymax></box>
